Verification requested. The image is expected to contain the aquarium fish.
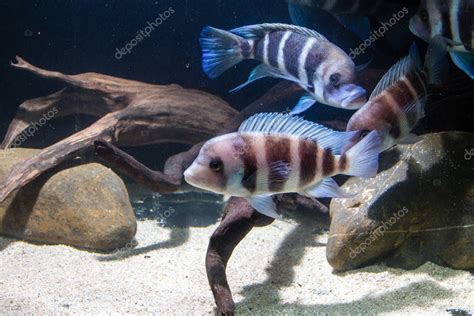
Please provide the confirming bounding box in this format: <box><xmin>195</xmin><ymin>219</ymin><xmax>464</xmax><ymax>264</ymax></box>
<box><xmin>184</xmin><ymin>113</ymin><xmax>380</xmax><ymax>219</ymax></box>
<box><xmin>346</xmin><ymin>38</ymin><xmax>448</xmax><ymax>152</ymax></box>
<box><xmin>409</xmin><ymin>0</ymin><xmax>474</xmax><ymax>78</ymax></box>
<box><xmin>199</xmin><ymin>23</ymin><xmax>367</xmax><ymax>113</ymax></box>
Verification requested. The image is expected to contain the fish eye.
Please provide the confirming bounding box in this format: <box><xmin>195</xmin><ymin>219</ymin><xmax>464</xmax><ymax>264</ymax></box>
<box><xmin>419</xmin><ymin>10</ymin><xmax>429</xmax><ymax>22</ymax></box>
<box><xmin>209</xmin><ymin>158</ymin><xmax>223</xmax><ymax>172</ymax></box>
<box><xmin>330</xmin><ymin>73</ymin><xmax>341</xmax><ymax>87</ymax></box>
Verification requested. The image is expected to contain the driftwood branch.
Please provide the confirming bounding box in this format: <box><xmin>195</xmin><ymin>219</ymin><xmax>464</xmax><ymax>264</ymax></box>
<box><xmin>206</xmin><ymin>197</ymin><xmax>275</xmax><ymax>315</ymax></box>
<box><xmin>94</xmin><ymin>140</ymin><xmax>180</xmax><ymax>193</ymax></box>
<box><xmin>0</xmin><ymin>57</ymin><xmax>237</xmax><ymax>202</ymax></box>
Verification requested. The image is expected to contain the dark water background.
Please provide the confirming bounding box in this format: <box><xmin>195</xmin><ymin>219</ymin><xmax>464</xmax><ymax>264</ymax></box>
<box><xmin>0</xmin><ymin>0</ymin><xmax>472</xmax><ymax>170</ymax></box>
<box><xmin>0</xmin><ymin>0</ymin><xmax>293</xmax><ymax>167</ymax></box>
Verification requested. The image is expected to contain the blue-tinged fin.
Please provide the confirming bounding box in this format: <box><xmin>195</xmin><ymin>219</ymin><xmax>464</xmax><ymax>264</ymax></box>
<box><xmin>247</xmin><ymin>195</ymin><xmax>281</xmax><ymax>219</ymax></box>
<box><xmin>449</xmin><ymin>51</ymin><xmax>474</xmax><ymax>80</ymax></box>
<box><xmin>290</xmin><ymin>93</ymin><xmax>317</xmax><ymax>115</ymax></box>
<box><xmin>268</xmin><ymin>161</ymin><xmax>292</xmax><ymax>184</ymax></box>
<box><xmin>343</xmin><ymin>130</ymin><xmax>381</xmax><ymax>177</ymax></box>
<box><xmin>424</xmin><ymin>35</ymin><xmax>449</xmax><ymax>84</ymax></box>
<box><xmin>369</xmin><ymin>43</ymin><xmax>421</xmax><ymax>100</ymax></box>
<box><xmin>199</xmin><ymin>26</ymin><xmax>245</xmax><ymax>79</ymax></box>
<box><xmin>300</xmin><ymin>178</ymin><xmax>354</xmax><ymax>199</ymax></box>
<box><xmin>239</xmin><ymin>112</ymin><xmax>357</xmax><ymax>155</ymax></box>
<box><xmin>230</xmin><ymin>23</ymin><xmax>327</xmax><ymax>41</ymax></box>
<box><xmin>230</xmin><ymin>64</ymin><xmax>302</xmax><ymax>93</ymax></box>
<box><xmin>335</xmin><ymin>14</ymin><xmax>371</xmax><ymax>42</ymax></box>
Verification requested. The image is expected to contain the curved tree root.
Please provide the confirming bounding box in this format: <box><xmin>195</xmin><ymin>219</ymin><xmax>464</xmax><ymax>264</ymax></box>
<box><xmin>206</xmin><ymin>197</ymin><xmax>275</xmax><ymax>315</ymax></box>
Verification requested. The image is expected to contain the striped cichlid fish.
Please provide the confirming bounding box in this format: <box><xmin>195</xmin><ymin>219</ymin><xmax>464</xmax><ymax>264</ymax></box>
<box><xmin>199</xmin><ymin>23</ymin><xmax>367</xmax><ymax>114</ymax></box>
<box><xmin>409</xmin><ymin>0</ymin><xmax>474</xmax><ymax>78</ymax></box>
<box><xmin>346</xmin><ymin>38</ymin><xmax>448</xmax><ymax>152</ymax></box>
<box><xmin>184</xmin><ymin>113</ymin><xmax>380</xmax><ymax>219</ymax></box>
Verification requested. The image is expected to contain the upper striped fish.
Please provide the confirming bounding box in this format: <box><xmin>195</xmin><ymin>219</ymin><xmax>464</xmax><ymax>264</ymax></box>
<box><xmin>199</xmin><ymin>23</ymin><xmax>367</xmax><ymax>114</ymax></box>
<box><xmin>184</xmin><ymin>113</ymin><xmax>380</xmax><ymax>219</ymax></box>
<box><xmin>346</xmin><ymin>38</ymin><xmax>448</xmax><ymax>152</ymax></box>
<box><xmin>409</xmin><ymin>0</ymin><xmax>474</xmax><ymax>79</ymax></box>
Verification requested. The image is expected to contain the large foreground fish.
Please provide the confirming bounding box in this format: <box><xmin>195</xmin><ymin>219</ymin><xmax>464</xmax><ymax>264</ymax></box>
<box><xmin>409</xmin><ymin>0</ymin><xmax>474</xmax><ymax>78</ymax></box>
<box><xmin>347</xmin><ymin>38</ymin><xmax>448</xmax><ymax>152</ymax></box>
<box><xmin>199</xmin><ymin>23</ymin><xmax>367</xmax><ymax>114</ymax></box>
<box><xmin>184</xmin><ymin>113</ymin><xmax>380</xmax><ymax>219</ymax></box>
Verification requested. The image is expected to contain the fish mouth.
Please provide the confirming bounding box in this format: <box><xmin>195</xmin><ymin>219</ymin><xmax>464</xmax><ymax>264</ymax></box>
<box><xmin>341</xmin><ymin>88</ymin><xmax>367</xmax><ymax>109</ymax></box>
<box><xmin>183</xmin><ymin>170</ymin><xmax>199</xmax><ymax>187</ymax></box>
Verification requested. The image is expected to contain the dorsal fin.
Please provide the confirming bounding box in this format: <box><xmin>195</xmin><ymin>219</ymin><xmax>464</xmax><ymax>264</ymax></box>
<box><xmin>369</xmin><ymin>44</ymin><xmax>422</xmax><ymax>100</ymax></box>
<box><xmin>238</xmin><ymin>113</ymin><xmax>356</xmax><ymax>154</ymax></box>
<box><xmin>230</xmin><ymin>23</ymin><xmax>327</xmax><ymax>41</ymax></box>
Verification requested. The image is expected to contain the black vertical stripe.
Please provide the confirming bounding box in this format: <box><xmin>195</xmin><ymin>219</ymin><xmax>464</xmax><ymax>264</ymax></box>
<box><xmin>392</xmin><ymin>80</ymin><xmax>416</xmax><ymax>108</ymax></box>
<box><xmin>406</xmin><ymin>72</ymin><xmax>427</xmax><ymax>97</ymax></box>
<box><xmin>339</xmin><ymin>153</ymin><xmax>348</xmax><ymax>172</ymax></box>
<box><xmin>304</xmin><ymin>44</ymin><xmax>325</xmax><ymax>87</ymax></box>
<box><xmin>299</xmin><ymin>140</ymin><xmax>317</xmax><ymax>187</ymax></box>
<box><xmin>322</xmin><ymin>148</ymin><xmax>335</xmax><ymax>177</ymax></box>
<box><xmin>399</xmin><ymin>78</ymin><xmax>421</xmax><ymax>128</ymax></box>
<box><xmin>439</xmin><ymin>1</ymin><xmax>453</xmax><ymax>39</ymax></box>
<box><xmin>240</xmin><ymin>135</ymin><xmax>258</xmax><ymax>193</ymax></box>
<box><xmin>284</xmin><ymin>32</ymin><xmax>307</xmax><ymax>80</ymax></box>
<box><xmin>265</xmin><ymin>136</ymin><xmax>291</xmax><ymax>192</ymax></box>
<box><xmin>459</xmin><ymin>0</ymin><xmax>473</xmax><ymax>51</ymax></box>
<box><xmin>254</xmin><ymin>35</ymin><xmax>265</xmax><ymax>61</ymax></box>
<box><xmin>380</xmin><ymin>95</ymin><xmax>402</xmax><ymax>139</ymax></box>
<box><xmin>241</xmin><ymin>40</ymin><xmax>252</xmax><ymax>58</ymax></box>
<box><xmin>267</xmin><ymin>32</ymin><xmax>285</xmax><ymax>68</ymax></box>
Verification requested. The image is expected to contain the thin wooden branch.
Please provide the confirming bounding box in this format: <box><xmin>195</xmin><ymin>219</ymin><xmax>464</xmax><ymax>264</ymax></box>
<box><xmin>94</xmin><ymin>140</ymin><xmax>180</xmax><ymax>193</ymax></box>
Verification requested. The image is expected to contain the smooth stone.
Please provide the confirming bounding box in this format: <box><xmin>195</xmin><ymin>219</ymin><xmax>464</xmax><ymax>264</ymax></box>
<box><xmin>0</xmin><ymin>148</ymin><xmax>136</xmax><ymax>250</ymax></box>
<box><xmin>327</xmin><ymin>132</ymin><xmax>474</xmax><ymax>271</ymax></box>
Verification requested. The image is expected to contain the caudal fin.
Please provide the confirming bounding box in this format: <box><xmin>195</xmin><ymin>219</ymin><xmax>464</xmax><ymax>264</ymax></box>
<box><xmin>343</xmin><ymin>130</ymin><xmax>381</xmax><ymax>178</ymax></box>
<box><xmin>199</xmin><ymin>26</ymin><xmax>246</xmax><ymax>79</ymax></box>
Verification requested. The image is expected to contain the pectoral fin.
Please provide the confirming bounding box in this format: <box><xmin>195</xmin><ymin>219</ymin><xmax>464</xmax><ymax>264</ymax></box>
<box><xmin>230</xmin><ymin>64</ymin><xmax>302</xmax><ymax>93</ymax></box>
<box><xmin>300</xmin><ymin>178</ymin><xmax>354</xmax><ymax>198</ymax></box>
<box><xmin>247</xmin><ymin>195</ymin><xmax>281</xmax><ymax>219</ymax></box>
<box><xmin>290</xmin><ymin>94</ymin><xmax>317</xmax><ymax>115</ymax></box>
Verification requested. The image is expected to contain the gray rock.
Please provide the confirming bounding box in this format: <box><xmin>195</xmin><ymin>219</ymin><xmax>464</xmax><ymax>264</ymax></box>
<box><xmin>327</xmin><ymin>132</ymin><xmax>474</xmax><ymax>271</ymax></box>
<box><xmin>0</xmin><ymin>148</ymin><xmax>136</xmax><ymax>250</ymax></box>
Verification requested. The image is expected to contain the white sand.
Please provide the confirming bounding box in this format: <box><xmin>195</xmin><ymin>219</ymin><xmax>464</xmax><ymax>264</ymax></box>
<box><xmin>1</xmin><ymin>219</ymin><xmax>473</xmax><ymax>315</ymax></box>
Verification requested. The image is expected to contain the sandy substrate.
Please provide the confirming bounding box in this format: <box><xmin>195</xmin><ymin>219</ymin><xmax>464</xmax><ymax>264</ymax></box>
<box><xmin>1</xmin><ymin>219</ymin><xmax>473</xmax><ymax>315</ymax></box>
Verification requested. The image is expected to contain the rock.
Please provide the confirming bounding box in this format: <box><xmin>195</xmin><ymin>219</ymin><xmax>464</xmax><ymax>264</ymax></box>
<box><xmin>327</xmin><ymin>132</ymin><xmax>474</xmax><ymax>271</ymax></box>
<box><xmin>0</xmin><ymin>148</ymin><xmax>136</xmax><ymax>250</ymax></box>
